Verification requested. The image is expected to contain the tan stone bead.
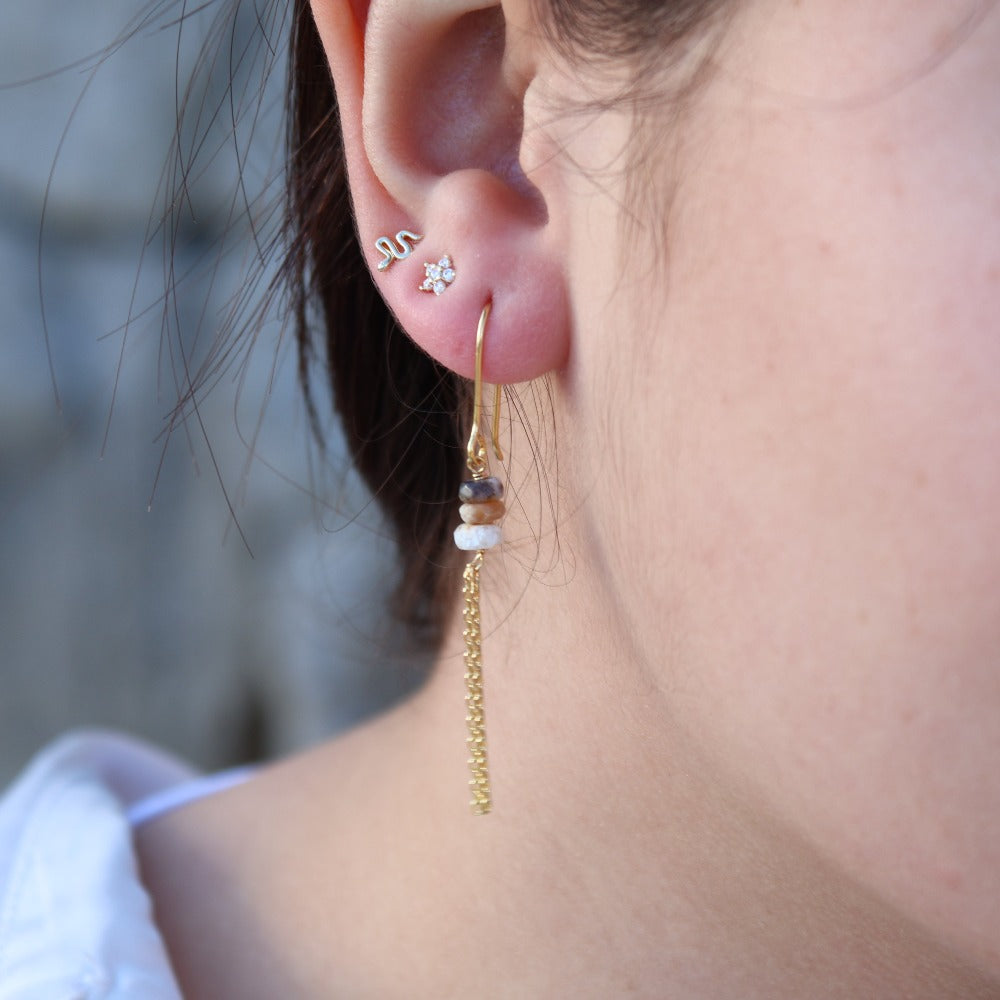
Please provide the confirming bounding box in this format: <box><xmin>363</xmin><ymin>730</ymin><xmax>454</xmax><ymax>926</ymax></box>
<box><xmin>459</xmin><ymin>499</ymin><xmax>506</xmax><ymax>525</ymax></box>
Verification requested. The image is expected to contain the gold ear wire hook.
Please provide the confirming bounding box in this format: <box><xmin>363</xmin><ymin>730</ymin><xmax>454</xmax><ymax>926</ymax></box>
<box><xmin>467</xmin><ymin>301</ymin><xmax>504</xmax><ymax>478</ymax></box>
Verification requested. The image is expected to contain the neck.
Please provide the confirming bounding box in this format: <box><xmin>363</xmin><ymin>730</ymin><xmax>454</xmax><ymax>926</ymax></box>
<box><xmin>408</xmin><ymin>515</ymin><xmax>999</xmax><ymax>999</ymax></box>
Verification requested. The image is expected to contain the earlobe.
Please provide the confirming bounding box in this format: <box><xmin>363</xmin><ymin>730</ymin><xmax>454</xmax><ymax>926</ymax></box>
<box><xmin>309</xmin><ymin>0</ymin><xmax>570</xmax><ymax>383</ymax></box>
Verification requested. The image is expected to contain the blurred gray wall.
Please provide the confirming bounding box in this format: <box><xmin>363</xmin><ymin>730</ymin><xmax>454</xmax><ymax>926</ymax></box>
<box><xmin>0</xmin><ymin>0</ymin><xmax>424</xmax><ymax>784</ymax></box>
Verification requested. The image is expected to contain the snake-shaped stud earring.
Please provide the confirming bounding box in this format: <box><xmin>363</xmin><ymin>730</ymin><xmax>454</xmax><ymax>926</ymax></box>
<box><xmin>375</xmin><ymin>230</ymin><xmax>424</xmax><ymax>271</ymax></box>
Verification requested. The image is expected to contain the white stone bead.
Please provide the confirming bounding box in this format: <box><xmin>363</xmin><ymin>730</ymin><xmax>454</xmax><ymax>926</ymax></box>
<box><xmin>454</xmin><ymin>523</ymin><xmax>502</xmax><ymax>551</ymax></box>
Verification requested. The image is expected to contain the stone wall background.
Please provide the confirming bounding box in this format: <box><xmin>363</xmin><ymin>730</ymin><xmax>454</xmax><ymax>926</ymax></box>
<box><xmin>0</xmin><ymin>0</ymin><xmax>425</xmax><ymax>784</ymax></box>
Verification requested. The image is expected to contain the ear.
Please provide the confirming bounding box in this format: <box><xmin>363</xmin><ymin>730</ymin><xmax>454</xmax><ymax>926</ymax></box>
<box><xmin>309</xmin><ymin>0</ymin><xmax>570</xmax><ymax>383</ymax></box>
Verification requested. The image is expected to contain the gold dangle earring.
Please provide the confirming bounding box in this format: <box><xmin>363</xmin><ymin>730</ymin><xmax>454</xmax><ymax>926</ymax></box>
<box><xmin>453</xmin><ymin>301</ymin><xmax>505</xmax><ymax>816</ymax></box>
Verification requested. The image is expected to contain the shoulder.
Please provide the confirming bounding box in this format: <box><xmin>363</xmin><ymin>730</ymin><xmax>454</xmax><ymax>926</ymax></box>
<box><xmin>129</xmin><ymin>703</ymin><xmax>447</xmax><ymax>999</ymax></box>
<box><xmin>0</xmin><ymin>731</ymin><xmax>195</xmax><ymax>999</ymax></box>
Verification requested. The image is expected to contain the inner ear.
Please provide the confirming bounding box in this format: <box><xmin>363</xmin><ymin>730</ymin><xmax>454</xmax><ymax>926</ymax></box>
<box><xmin>366</xmin><ymin>4</ymin><xmax>544</xmax><ymax>216</ymax></box>
<box><xmin>414</xmin><ymin>10</ymin><xmax>514</xmax><ymax>173</ymax></box>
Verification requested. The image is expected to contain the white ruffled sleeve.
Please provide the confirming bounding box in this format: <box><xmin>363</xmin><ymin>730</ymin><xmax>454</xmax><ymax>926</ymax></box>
<box><xmin>0</xmin><ymin>731</ymin><xmax>195</xmax><ymax>999</ymax></box>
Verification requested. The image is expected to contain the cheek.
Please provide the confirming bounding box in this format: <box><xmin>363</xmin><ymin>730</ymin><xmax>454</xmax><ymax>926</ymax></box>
<box><xmin>609</xmin><ymin>75</ymin><xmax>1000</xmax><ymax>965</ymax></box>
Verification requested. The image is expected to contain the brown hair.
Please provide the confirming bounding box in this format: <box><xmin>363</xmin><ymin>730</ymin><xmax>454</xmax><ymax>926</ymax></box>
<box><xmin>286</xmin><ymin>2</ymin><xmax>464</xmax><ymax>645</ymax></box>
<box><xmin>284</xmin><ymin>0</ymin><xmax>723</xmax><ymax>647</ymax></box>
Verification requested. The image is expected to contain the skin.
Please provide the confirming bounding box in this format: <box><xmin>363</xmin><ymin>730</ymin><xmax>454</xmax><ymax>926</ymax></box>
<box><xmin>136</xmin><ymin>0</ymin><xmax>1000</xmax><ymax>995</ymax></box>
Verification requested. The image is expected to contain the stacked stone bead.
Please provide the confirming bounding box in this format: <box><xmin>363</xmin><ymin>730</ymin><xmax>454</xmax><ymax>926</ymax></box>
<box><xmin>454</xmin><ymin>477</ymin><xmax>505</xmax><ymax>551</ymax></box>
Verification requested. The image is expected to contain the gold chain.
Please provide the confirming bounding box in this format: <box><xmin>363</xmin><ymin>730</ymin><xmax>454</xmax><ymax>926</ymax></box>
<box><xmin>463</xmin><ymin>550</ymin><xmax>491</xmax><ymax>815</ymax></box>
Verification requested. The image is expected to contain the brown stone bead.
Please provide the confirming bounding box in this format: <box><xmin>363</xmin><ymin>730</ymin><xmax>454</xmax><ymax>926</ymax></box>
<box><xmin>460</xmin><ymin>499</ymin><xmax>506</xmax><ymax>525</ymax></box>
